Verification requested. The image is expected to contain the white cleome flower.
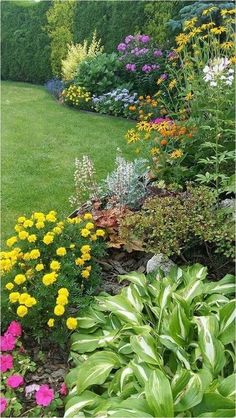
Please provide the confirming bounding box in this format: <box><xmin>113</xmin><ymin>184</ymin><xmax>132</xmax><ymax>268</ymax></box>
<box><xmin>203</xmin><ymin>57</ymin><xmax>234</xmax><ymax>87</ymax></box>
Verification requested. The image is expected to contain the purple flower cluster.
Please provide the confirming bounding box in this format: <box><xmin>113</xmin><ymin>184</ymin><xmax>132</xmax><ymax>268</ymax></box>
<box><xmin>117</xmin><ymin>34</ymin><xmax>151</xmax><ymax>52</ymax></box>
<box><xmin>131</xmin><ymin>47</ymin><xmax>149</xmax><ymax>56</ymax></box>
<box><xmin>142</xmin><ymin>64</ymin><xmax>160</xmax><ymax>73</ymax></box>
<box><xmin>126</xmin><ymin>63</ymin><xmax>136</xmax><ymax>72</ymax></box>
<box><xmin>153</xmin><ymin>49</ymin><xmax>163</xmax><ymax>57</ymax></box>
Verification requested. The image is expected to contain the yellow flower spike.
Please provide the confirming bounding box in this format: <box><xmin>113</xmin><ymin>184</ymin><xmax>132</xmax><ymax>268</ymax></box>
<box><xmin>47</xmin><ymin>318</ymin><xmax>55</xmax><ymax>327</ymax></box>
<box><xmin>54</xmin><ymin>305</ymin><xmax>65</xmax><ymax>316</ymax></box>
<box><xmin>66</xmin><ymin>317</ymin><xmax>78</xmax><ymax>330</ymax></box>
<box><xmin>17</xmin><ymin>305</ymin><xmax>28</xmax><ymax>318</ymax></box>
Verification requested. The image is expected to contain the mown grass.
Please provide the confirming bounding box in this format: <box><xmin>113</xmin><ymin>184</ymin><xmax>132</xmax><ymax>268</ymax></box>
<box><xmin>1</xmin><ymin>81</ymin><xmax>135</xmax><ymax>244</ymax></box>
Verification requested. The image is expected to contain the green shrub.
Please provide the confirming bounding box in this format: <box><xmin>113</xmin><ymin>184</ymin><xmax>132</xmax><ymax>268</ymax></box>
<box><xmin>120</xmin><ymin>186</ymin><xmax>234</xmax><ymax>258</ymax></box>
<box><xmin>64</xmin><ymin>266</ymin><xmax>235</xmax><ymax>417</ymax></box>
<box><xmin>75</xmin><ymin>53</ymin><xmax>129</xmax><ymax>95</ymax></box>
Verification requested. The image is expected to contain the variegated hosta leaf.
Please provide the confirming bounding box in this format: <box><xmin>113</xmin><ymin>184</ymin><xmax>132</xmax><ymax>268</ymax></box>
<box><xmin>64</xmin><ymin>391</ymin><xmax>99</xmax><ymax>418</ymax></box>
<box><xmin>218</xmin><ymin>374</ymin><xmax>236</xmax><ymax>399</ymax></box>
<box><xmin>118</xmin><ymin>271</ymin><xmax>147</xmax><ymax>288</ymax></box>
<box><xmin>183</xmin><ymin>264</ymin><xmax>208</xmax><ymax>285</ymax></box>
<box><xmin>159</xmin><ymin>335</ymin><xmax>191</xmax><ymax>370</ymax></box>
<box><xmin>203</xmin><ymin>274</ymin><xmax>235</xmax><ymax>295</ymax></box>
<box><xmin>76</xmin><ymin>306</ymin><xmax>106</xmax><ymax>329</ymax></box>
<box><xmin>192</xmin><ymin>392</ymin><xmax>235</xmax><ymax>416</ymax></box>
<box><xmin>130</xmin><ymin>334</ymin><xmax>162</xmax><ymax>365</ymax></box>
<box><xmin>181</xmin><ymin>279</ymin><xmax>204</xmax><ymax>303</ymax></box>
<box><xmin>122</xmin><ymin>284</ymin><xmax>144</xmax><ymax>312</ymax></box>
<box><xmin>168</xmin><ymin>304</ymin><xmax>191</xmax><ymax>346</ymax></box>
<box><xmin>130</xmin><ymin>360</ymin><xmax>152</xmax><ymax>386</ymax></box>
<box><xmin>108</xmin><ymin>366</ymin><xmax>134</xmax><ymax>396</ymax></box>
<box><xmin>96</xmin><ymin>294</ymin><xmax>143</xmax><ymax>325</ymax></box>
<box><xmin>76</xmin><ymin>351</ymin><xmax>122</xmax><ymax>394</ymax></box>
<box><xmin>156</xmin><ymin>284</ymin><xmax>172</xmax><ymax>333</ymax></box>
<box><xmin>108</xmin><ymin>398</ymin><xmax>153</xmax><ymax>417</ymax></box>
<box><xmin>204</xmin><ymin>294</ymin><xmax>229</xmax><ymax>309</ymax></box>
<box><xmin>145</xmin><ymin>370</ymin><xmax>174</xmax><ymax>417</ymax></box>
<box><xmin>219</xmin><ymin>299</ymin><xmax>236</xmax><ymax>344</ymax></box>
<box><xmin>198</xmin><ymin>409</ymin><xmax>236</xmax><ymax>417</ymax></box>
<box><xmin>71</xmin><ymin>330</ymin><xmax>118</xmax><ymax>353</ymax></box>
<box><xmin>174</xmin><ymin>373</ymin><xmax>204</xmax><ymax>412</ymax></box>
<box><xmin>195</xmin><ymin>316</ymin><xmax>226</xmax><ymax>375</ymax></box>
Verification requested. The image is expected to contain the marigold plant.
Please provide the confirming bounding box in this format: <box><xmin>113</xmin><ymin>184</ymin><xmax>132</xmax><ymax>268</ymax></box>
<box><xmin>1</xmin><ymin>211</ymin><xmax>106</xmax><ymax>344</ymax></box>
<box><xmin>61</xmin><ymin>85</ymin><xmax>92</xmax><ymax>110</ymax></box>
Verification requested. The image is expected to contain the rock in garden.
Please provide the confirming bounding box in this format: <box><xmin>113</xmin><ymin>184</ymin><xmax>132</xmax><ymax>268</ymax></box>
<box><xmin>146</xmin><ymin>254</ymin><xmax>176</xmax><ymax>275</ymax></box>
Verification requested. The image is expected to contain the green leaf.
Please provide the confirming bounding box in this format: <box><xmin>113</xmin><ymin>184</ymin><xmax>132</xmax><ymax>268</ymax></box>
<box><xmin>219</xmin><ymin>300</ymin><xmax>236</xmax><ymax>344</ymax></box>
<box><xmin>118</xmin><ymin>271</ymin><xmax>147</xmax><ymax>288</ymax></box>
<box><xmin>130</xmin><ymin>360</ymin><xmax>152</xmax><ymax>386</ymax></box>
<box><xmin>145</xmin><ymin>370</ymin><xmax>174</xmax><ymax>417</ymax></box>
<box><xmin>159</xmin><ymin>335</ymin><xmax>191</xmax><ymax>369</ymax></box>
<box><xmin>169</xmin><ymin>304</ymin><xmax>191</xmax><ymax>346</ymax></box>
<box><xmin>204</xmin><ymin>275</ymin><xmax>235</xmax><ymax>295</ymax></box>
<box><xmin>181</xmin><ymin>279</ymin><xmax>204</xmax><ymax>303</ymax></box>
<box><xmin>130</xmin><ymin>334</ymin><xmax>161</xmax><ymax>365</ymax></box>
<box><xmin>198</xmin><ymin>409</ymin><xmax>236</xmax><ymax>417</ymax></box>
<box><xmin>71</xmin><ymin>330</ymin><xmax>118</xmax><ymax>353</ymax></box>
<box><xmin>193</xmin><ymin>392</ymin><xmax>235</xmax><ymax>416</ymax></box>
<box><xmin>174</xmin><ymin>373</ymin><xmax>203</xmax><ymax>412</ymax></box>
<box><xmin>96</xmin><ymin>294</ymin><xmax>143</xmax><ymax>325</ymax></box>
<box><xmin>64</xmin><ymin>391</ymin><xmax>99</xmax><ymax>417</ymax></box>
<box><xmin>218</xmin><ymin>374</ymin><xmax>236</xmax><ymax>399</ymax></box>
<box><xmin>76</xmin><ymin>307</ymin><xmax>106</xmax><ymax>329</ymax></box>
<box><xmin>76</xmin><ymin>351</ymin><xmax>121</xmax><ymax>394</ymax></box>
<box><xmin>122</xmin><ymin>284</ymin><xmax>144</xmax><ymax>312</ymax></box>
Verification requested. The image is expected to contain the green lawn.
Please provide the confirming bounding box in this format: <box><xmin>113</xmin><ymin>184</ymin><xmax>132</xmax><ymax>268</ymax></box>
<box><xmin>1</xmin><ymin>81</ymin><xmax>134</xmax><ymax>244</ymax></box>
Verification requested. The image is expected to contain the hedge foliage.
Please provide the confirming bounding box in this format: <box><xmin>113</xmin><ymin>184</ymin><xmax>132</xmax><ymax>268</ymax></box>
<box><xmin>1</xmin><ymin>1</ymin><xmax>52</xmax><ymax>84</ymax></box>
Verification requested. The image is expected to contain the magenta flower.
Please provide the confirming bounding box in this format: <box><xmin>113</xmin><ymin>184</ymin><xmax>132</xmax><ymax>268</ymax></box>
<box><xmin>117</xmin><ymin>43</ymin><xmax>126</xmax><ymax>52</ymax></box>
<box><xmin>7</xmin><ymin>321</ymin><xmax>22</xmax><ymax>338</ymax></box>
<box><xmin>125</xmin><ymin>63</ymin><xmax>136</xmax><ymax>72</ymax></box>
<box><xmin>140</xmin><ymin>35</ymin><xmax>150</xmax><ymax>43</ymax></box>
<box><xmin>125</xmin><ymin>35</ymin><xmax>134</xmax><ymax>44</ymax></box>
<box><xmin>0</xmin><ymin>354</ymin><xmax>13</xmax><ymax>372</ymax></box>
<box><xmin>35</xmin><ymin>385</ymin><xmax>54</xmax><ymax>407</ymax></box>
<box><xmin>0</xmin><ymin>333</ymin><xmax>16</xmax><ymax>352</ymax></box>
<box><xmin>142</xmin><ymin>64</ymin><xmax>152</xmax><ymax>73</ymax></box>
<box><xmin>6</xmin><ymin>374</ymin><xmax>24</xmax><ymax>389</ymax></box>
<box><xmin>151</xmin><ymin>117</ymin><xmax>172</xmax><ymax>124</ymax></box>
<box><xmin>59</xmin><ymin>382</ymin><xmax>68</xmax><ymax>396</ymax></box>
<box><xmin>154</xmin><ymin>49</ymin><xmax>163</xmax><ymax>57</ymax></box>
<box><xmin>0</xmin><ymin>398</ymin><xmax>7</xmax><ymax>414</ymax></box>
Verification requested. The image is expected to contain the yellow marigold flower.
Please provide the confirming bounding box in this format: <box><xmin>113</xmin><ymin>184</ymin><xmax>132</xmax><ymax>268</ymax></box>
<box><xmin>9</xmin><ymin>292</ymin><xmax>20</xmax><ymax>303</ymax></box>
<box><xmin>23</xmin><ymin>252</ymin><xmax>31</xmax><ymax>261</ymax></box>
<box><xmin>170</xmin><ymin>149</ymin><xmax>184</xmax><ymax>159</ymax></box>
<box><xmin>56</xmin><ymin>295</ymin><xmax>68</xmax><ymax>305</ymax></box>
<box><xmin>86</xmin><ymin>222</ymin><xmax>94</xmax><ymax>230</ymax></box>
<box><xmin>58</xmin><ymin>288</ymin><xmax>69</xmax><ymax>297</ymax></box>
<box><xmin>5</xmin><ymin>282</ymin><xmax>14</xmax><ymax>291</ymax></box>
<box><xmin>18</xmin><ymin>216</ymin><xmax>26</xmax><ymax>224</ymax></box>
<box><xmin>50</xmin><ymin>260</ymin><xmax>61</xmax><ymax>271</ymax></box>
<box><xmin>36</xmin><ymin>263</ymin><xmax>44</xmax><ymax>272</ymax></box>
<box><xmin>54</xmin><ymin>305</ymin><xmax>65</xmax><ymax>316</ymax></box>
<box><xmin>202</xmin><ymin>6</ymin><xmax>218</xmax><ymax>16</ymax></box>
<box><xmin>56</xmin><ymin>247</ymin><xmax>67</xmax><ymax>256</ymax></box>
<box><xmin>83</xmin><ymin>213</ymin><xmax>93</xmax><ymax>220</ymax></box>
<box><xmin>14</xmin><ymin>225</ymin><xmax>23</xmax><ymax>233</ymax></box>
<box><xmin>52</xmin><ymin>227</ymin><xmax>62</xmax><ymax>235</ymax></box>
<box><xmin>43</xmin><ymin>234</ymin><xmax>54</xmax><ymax>245</ymax></box>
<box><xmin>185</xmin><ymin>92</ymin><xmax>193</xmax><ymax>101</ymax></box>
<box><xmin>42</xmin><ymin>272</ymin><xmax>57</xmax><ymax>286</ymax></box>
<box><xmin>75</xmin><ymin>257</ymin><xmax>84</xmax><ymax>266</ymax></box>
<box><xmin>33</xmin><ymin>212</ymin><xmax>45</xmax><ymax>221</ymax></box>
<box><xmin>46</xmin><ymin>213</ymin><xmax>57</xmax><ymax>222</ymax></box>
<box><xmin>168</xmin><ymin>79</ymin><xmax>177</xmax><ymax>90</ymax></box>
<box><xmin>81</xmin><ymin>228</ymin><xmax>90</xmax><ymax>238</ymax></box>
<box><xmin>19</xmin><ymin>293</ymin><xmax>30</xmax><ymax>304</ymax></box>
<box><xmin>82</xmin><ymin>253</ymin><xmax>91</xmax><ymax>261</ymax></box>
<box><xmin>18</xmin><ymin>231</ymin><xmax>29</xmax><ymax>240</ymax></box>
<box><xmin>36</xmin><ymin>221</ymin><xmax>45</xmax><ymax>229</ymax></box>
<box><xmin>30</xmin><ymin>249</ymin><xmax>40</xmax><ymax>260</ymax></box>
<box><xmin>70</xmin><ymin>244</ymin><xmax>75</xmax><ymax>249</ymax></box>
<box><xmin>6</xmin><ymin>236</ymin><xmax>18</xmax><ymax>247</ymax></box>
<box><xmin>90</xmin><ymin>234</ymin><xmax>97</xmax><ymax>241</ymax></box>
<box><xmin>17</xmin><ymin>305</ymin><xmax>28</xmax><ymax>318</ymax></box>
<box><xmin>86</xmin><ymin>266</ymin><xmax>92</xmax><ymax>272</ymax></box>
<box><xmin>25</xmin><ymin>297</ymin><xmax>37</xmax><ymax>307</ymax></box>
<box><xmin>14</xmin><ymin>274</ymin><xmax>26</xmax><ymax>285</ymax></box>
<box><xmin>47</xmin><ymin>318</ymin><xmax>55</xmax><ymax>327</ymax></box>
<box><xmin>81</xmin><ymin>269</ymin><xmax>90</xmax><ymax>279</ymax></box>
<box><xmin>23</xmin><ymin>220</ymin><xmax>33</xmax><ymax>228</ymax></box>
<box><xmin>96</xmin><ymin>229</ymin><xmax>105</xmax><ymax>237</ymax></box>
<box><xmin>81</xmin><ymin>245</ymin><xmax>91</xmax><ymax>254</ymax></box>
<box><xmin>66</xmin><ymin>317</ymin><xmax>78</xmax><ymax>330</ymax></box>
<box><xmin>28</xmin><ymin>234</ymin><xmax>37</xmax><ymax>243</ymax></box>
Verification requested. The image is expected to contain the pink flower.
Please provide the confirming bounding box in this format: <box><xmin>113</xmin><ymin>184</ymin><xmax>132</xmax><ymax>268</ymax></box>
<box><xmin>6</xmin><ymin>374</ymin><xmax>24</xmax><ymax>389</ymax></box>
<box><xmin>0</xmin><ymin>354</ymin><xmax>13</xmax><ymax>372</ymax></box>
<box><xmin>0</xmin><ymin>333</ymin><xmax>16</xmax><ymax>352</ymax></box>
<box><xmin>7</xmin><ymin>321</ymin><xmax>22</xmax><ymax>337</ymax></box>
<box><xmin>59</xmin><ymin>382</ymin><xmax>68</xmax><ymax>396</ymax></box>
<box><xmin>35</xmin><ymin>385</ymin><xmax>54</xmax><ymax>407</ymax></box>
<box><xmin>0</xmin><ymin>398</ymin><xmax>7</xmax><ymax>414</ymax></box>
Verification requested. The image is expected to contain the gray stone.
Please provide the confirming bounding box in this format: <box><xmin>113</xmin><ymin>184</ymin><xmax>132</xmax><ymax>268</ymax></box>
<box><xmin>146</xmin><ymin>254</ymin><xmax>176</xmax><ymax>276</ymax></box>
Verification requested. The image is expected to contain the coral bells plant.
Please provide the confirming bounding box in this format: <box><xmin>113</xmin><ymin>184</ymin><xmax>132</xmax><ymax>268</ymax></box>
<box><xmin>1</xmin><ymin>211</ymin><xmax>106</xmax><ymax>344</ymax></box>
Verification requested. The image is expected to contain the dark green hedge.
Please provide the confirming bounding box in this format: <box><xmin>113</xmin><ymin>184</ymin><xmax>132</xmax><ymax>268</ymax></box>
<box><xmin>1</xmin><ymin>1</ymin><xmax>52</xmax><ymax>84</ymax></box>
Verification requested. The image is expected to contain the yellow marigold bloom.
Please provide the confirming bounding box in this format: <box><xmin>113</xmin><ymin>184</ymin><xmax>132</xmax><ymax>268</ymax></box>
<box><xmin>82</xmin><ymin>253</ymin><xmax>91</xmax><ymax>261</ymax></box>
<box><xmin>75</xmin><ymin>257</ymin><xmax>84</xmax><ymax>266</ymax></box>
<box><xmin>90</xmin><ymin>234</ymin><xmax>97</xmax><ymax>241</ymax></box>
<box><xmin>14</xmin><ymin>274</ymin><xmax>26</xmax><ymax>285</ymax></box>
<box><xmin>86</xmin><ymin>266</ymin><xmax>91</xmax><ymax>272</ymax></box>
<box><xmin>6</xmin><ymin>236</ymin><xmax>18</xmax><ymax>247</ymax></box>
<box><xmin>52</xmin><ymin>227</ymin><xmax>62</xmax><ymax>235</ymax></box>
<box><xmin>58</xmin><ymin>288</ymin><xmax>69</xmax><ymax>297</ymax></box>
<box><xmin>84</xmin><ymin>213</ymin><xmax>93</xmax><ymax>220</ymax></box>
<box><xmin>168</xmin><ymin>79</ymin><xmax>177</xmax><ymax>90</ymax></box>
<box><xmin>19</xmin><ymin>231</ymin><xmax>29</xmax><ymax>240</ymax></box>
<box><xmin>36</xmin><ymin>221</ymin><xmax>45</xmax><ymax>230</ymax></box>
<box><xmin>170</xmin><ymin>149</ymin><xmax>184</xmax><ymax>159</ymax></box>
<box><xmin>81</xmin><ymin>245</ymin><xmax>91</xmax><ymax>254</ymax></box>
<box><xmin>47</xmin><ymin>318</ymin><xmax>55</xmax><ymax>327</ymax></box>
<box><xmin>185</xmin><ymin>92</ymin><xmax>193</xmax><ymax>101</ymax></box>
<box><xmin>14</xmin><ymin>225</ymin><xmax>23</xmax><ymax>233</ymax></box>
<box><xmin>43</xmin><ymin>234</ymin><xmax>54</xmax><ymax>245</ymax></box>
<box><xmin>30</xmin><ymin>249</ymin><xmax>40</xmax><ymax>260</ymax></box>
<box><xmin>46</xmin><ymin>214</ymin><xmax>57</xmax><ymax>222</ymax></box>
<box><xmin>210</xmin><ymin>27</ymin><xmax>226</xmax><ymax>35</ymax></box>
<box><xmin>27</xmin><ymin>234</ymin><xmax>37</xmax><ymax>243</ymax></box>
<box><xmin>50</xmin><ymin>260</ymin><xmax>61</xmax><ymax>271</ymax></box>
<box><xmin>33</xmin><ymin>212</ymin><xmax>45</xmax><ymax>221</ymax></box>
<box><xmin>66</xmin><ymin>317</ymin><xmax>78</xmax><ymax>330</ymax></box>
<box><xmin>5</xmin><ymin>282</ymin><xmax>14</xmax><ymax>291</ymax></box>
<box><xmin>18</xmin><ymin>216</ymin><xmax>26</xmax><ymax>224</ymax></box>
<box><xmin>202</xmin><ymin>6</ymin><xmax>218</xmax><ymax>16</ymax></box>
<box><xmin>70</xmin><ymin>244</ymin><xmax>75</xmax><ymax>249</ymax></box>
<box><xmin>81</xmin><ymin>269</ymin><xmax>90</xmax><ymax>279</ymax></box>
<box><xmin>25</xmin><ymin>297</ymin><xmax>37</xmax><ymax>307</ymax></box>
<box><xmin>42</xmin><ymin>272</ymin><xmax>57</xmax><ymax>286</ymax></box>
<box><xmin>54</xmin><ymin>305</ymin><xmax>65</xmax><ymax>316</ymax></box>
<box><xmin>96</xmin><ymin>229</ymin><xmax>105</xmax><ymax>237</ymax></box>
<box><xmin>150</xmin><ymin>147</ymin><xmax>160</xmax><ymax>156</ymax></box>
<box><xmin>23</xmin><ymin>252</ymin><xmax>31</xmax><ymax>261</ymax></box>
<box><xmin>9</xmin><ymin>292</ymin><xmax>20</xmax><ymax>303</ymax></box>
<box><xmin>17</xmin><ymin>305</ymin><xmax>28</xmax><ymax>318</ymax></box>
<box><xmin>56</xmin><ymin>295</ymin><xmax>68</xmax><ymax>306</ymax></box>
<box><xmin>19</xmin><ymin>293</ymin><xmax>30</xmax><ymax>304</ymax></box>
<box><xmin>86</xmin><ymin>222</ymin><xmax>94</xmax><ymax>230</ymax></box>
<box><xmin>23</xmin><ymin>220</ymin><xmax>33</xmax><ymax>228</ymax></box>
<box><xmin>56</xmin><ymin>247</ymin><xmax>67</xmax><ymax>256</ymax></box>
<box><xmin>36</xmin><ymin>263</ymin><xmax>44</xmax><ymax>272</ymax></box>
<box><xmin>81</xmin><ymin>228</ymin><xmax>90</xmax><ymax>237</ymax></box>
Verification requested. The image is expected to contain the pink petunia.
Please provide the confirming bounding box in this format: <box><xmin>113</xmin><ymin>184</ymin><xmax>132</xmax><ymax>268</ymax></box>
<box><xmin>7</xmin><ymin>321</ymin><xmax>22</xmax><ymax>338</ymax></box>
<box><xmin>6</xmin><ymin>374</ymin><xmax>24</xmax><ymax>389</ymax></box>
<box><xmin>0</xmin><ymin>333</ymin><xmax>16</xmax><ymax>352</ymax></box>
<box><xmin>59</xmin><ymin>382</ymin><xmax>68</xmax><ymax>396</ymax></box>
<box><xmin>0</xmin><ymin>354</ymin><xmax>13</xmax><ymax>372</ymax></box>
<box><xmin>0</xmin><ymin>398</ymin><xmax>7</xmax><ymax>414</ymax></box>
<box><xmin>35</xmin><ymin>385</ymin><xmax>54</xmax><ymax>407</ymax></box>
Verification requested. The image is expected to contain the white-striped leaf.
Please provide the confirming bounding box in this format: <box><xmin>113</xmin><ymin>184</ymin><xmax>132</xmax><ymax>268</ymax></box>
<box><xmin>219</xmin><ymin>300</ymin><xmax>236</xmax><ymax>344</ymax></box>
<box><xmin>76</xmin><ymin>307</ymin><xmax>106</xmax><ymax>329</ymax></box>
<box><xmin>130</xmin><ymin>360</ymin><xmax>152</xmax><ymax>386</ymax></box>
<box><xmin>203</xmin><ymin>275</ymin><xmax>235</xmax><ymax>295</ymax></box>
<box><xmin>218</xmin><ymin>374</ymin><xmax>236</xmax><ymax>399</ymax></box>
<box><xmin>71</xmin><ymin>330</ymin><xmax>118</xmax><ymax>353</ymax></box>
<box><xmin>130</xmin><ymin>334</ymin><xmax>161</xmax><ymax>365</ymax></box>
<box><xmin>169</xmin><ymin>304</ymin><xmax>191</xmax><ymax>346</ymax></box>
<box><xmin>159</xmin><ymin>335</ymin><xmax>191</xmax><ymax>370</ymax></box>
<box><xmin>145</xmin><ymin>370</ymin><xmax>174</xmax><ymax>417</ymax></box>
<box><xmin>174</xmin><ymin>373</ymin><xmax>203</xmax><ymax>412</ymax></box>
<box><xmin>64</xmin><ymin>391</ymin><xmax>99</xmax><ymax>417</ymax></box>
<box><xmin>96</xmin><ymin>294</ymin><xmax>142</xmax><ymax>325</ymax></box>
<box><xmin>181</xmin><ymin>279</ymin><xmax>204</xmax><ymax>303</ymax></box>
<box><xmin>122</xmin><ymin>284</ymin><xmax>144</xmax><ymax>312</ymax></box>
<box><xmin>118</xmin><ymin>271</ymin><xmax>147</xmax><ymax>288</ymax></box>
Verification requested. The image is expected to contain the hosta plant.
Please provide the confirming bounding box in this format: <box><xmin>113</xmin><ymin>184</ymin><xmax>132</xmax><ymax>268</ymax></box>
<box><xmin>64</xmin><ymin>264</ymin><xmax>235</xmax><ymax>417</ymax></box>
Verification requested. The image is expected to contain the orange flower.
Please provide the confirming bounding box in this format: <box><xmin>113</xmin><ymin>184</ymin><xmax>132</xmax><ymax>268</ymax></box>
<box><xmin>161</xmin><ymin>139</ymin><xmax>168</xmax><ymax>146</ymax></box>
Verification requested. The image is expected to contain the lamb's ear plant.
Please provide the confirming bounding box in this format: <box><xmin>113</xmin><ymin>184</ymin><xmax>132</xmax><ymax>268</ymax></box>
<box><xmin>64</xmin><ymin>264</ymin><xmax>235</xmax><ymax>417</ymax></box>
